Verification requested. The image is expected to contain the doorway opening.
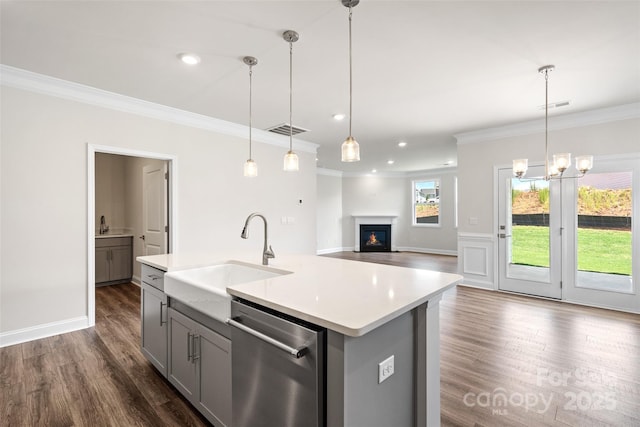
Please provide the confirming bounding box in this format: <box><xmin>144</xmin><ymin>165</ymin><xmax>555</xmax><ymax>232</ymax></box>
<box><xmin>88</xmin><ymin>144</ymin><xmax>177</xmax><ymax>327</ymax></box>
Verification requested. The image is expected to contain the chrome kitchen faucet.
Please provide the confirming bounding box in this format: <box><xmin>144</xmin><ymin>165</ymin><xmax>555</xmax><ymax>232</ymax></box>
<box><xmin>241</xmin><ymin>213</ymin><xmax>275</xmax><ymax>265</ymax></box>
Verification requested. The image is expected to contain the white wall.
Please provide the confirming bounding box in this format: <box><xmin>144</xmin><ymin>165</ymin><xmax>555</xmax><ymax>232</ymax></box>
<box><xmin>0</xmin><ymin>84</ymin><xmax>317</xmax><ymax>341</ymax></box>
<box><xmin>95</xmin><ymin>153</ymin><xmax>127</xmax><ymax>233</ymax></box>
<box><xmin>335</xmin><ymin>171</ymin><xmax>458</xmax><ymax>254</ymax></box>
<box><xmin>316</xmin><ymin>171</ymin><xmax>344</xmax><ymax>254</ymax></box>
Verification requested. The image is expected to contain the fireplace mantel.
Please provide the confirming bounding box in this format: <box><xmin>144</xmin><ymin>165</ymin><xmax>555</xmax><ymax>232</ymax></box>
<box><xmin>352</xmin><ymin>215</ymin><xmax>398</xmax><ymax>252</ymax></box>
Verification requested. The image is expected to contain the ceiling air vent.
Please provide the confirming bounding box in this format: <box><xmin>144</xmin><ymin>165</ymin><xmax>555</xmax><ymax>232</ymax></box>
<box><xmin>265</xmin><ymin>123</ymin><xmax>309</xmax><ymax>136</ymax></box>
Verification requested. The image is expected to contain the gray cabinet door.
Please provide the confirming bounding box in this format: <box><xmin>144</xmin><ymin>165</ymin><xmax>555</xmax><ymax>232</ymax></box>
<box><xmin>141</xmin><ymin>283</ymin><xmax>167</xmax><ymax>377</ymax></box>
<box><xmin>110</xmin><ymin>244</ymin><xmax>132</xmax><ymax>281</ymax></box>
<box><xmin>95</xmin><ymin>247</ymin><xmax>110</xmax><ymax>283</ymax></box>
<box><xmin>197</xmin><ymin>325</ymin><xmax>232</xmax><ymax>427</ymax></box>
<box><xmin>168</xmin><ymin>308</ymin><xmax>198</xmax><ymax>402</ymax></box>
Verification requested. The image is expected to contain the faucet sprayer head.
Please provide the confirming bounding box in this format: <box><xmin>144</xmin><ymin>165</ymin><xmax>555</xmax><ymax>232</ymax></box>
<box><xmin>240</xmin><ymin>227</ymin><xmax>248</xmax><ymax>239</ymax></box>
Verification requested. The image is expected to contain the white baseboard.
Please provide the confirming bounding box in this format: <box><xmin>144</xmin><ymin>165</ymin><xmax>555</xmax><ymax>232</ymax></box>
<box><xmin>457</xmin><ymin>280</ymin><xmax>495</xmax><ymax>290</ymax></box>
<box><xmin>396</xmin><ymin>247</ymin><xmax>458</xmax><ymax>256</ymax></box>
<box><xmin>317</xmin><ymin>246</ymin><xmax>356</xmax><ymax>254</ymax></box>
<box><xmin>316</xmin><ymin>247</ymin><xmax>350</xmax><ymax>255</ymax></box>
<box><xmin>0</xmin><ymin>316</ymin><xmax>89</xmax><ymax>348</ymax></box>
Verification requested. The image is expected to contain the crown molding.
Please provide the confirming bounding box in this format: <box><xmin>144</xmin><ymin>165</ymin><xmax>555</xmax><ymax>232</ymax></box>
<box><xmin>0</xmin><ymin>64</ymin><xmax>318</xmax><ymax>154</ymax></box>
<box><xmin>318</xmin><ymin>166</ymin><xmax>459</xmax><ymax>178</ymax></box>
<box><xmin>316</xmin><ymin>168</ymin><xmax>343</xmax><ymax>177</ymax></box>
<box><xmin>455</xmin><ymin>102</ymin><xmax>640</xmax><ymax>145</ymax></box>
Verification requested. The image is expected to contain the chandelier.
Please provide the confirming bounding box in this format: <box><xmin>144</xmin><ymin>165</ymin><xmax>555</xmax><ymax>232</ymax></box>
<box><xmin>513</xmin><ymin>65</ymin><xmax>593</xmax><ymax>180</ymax></box>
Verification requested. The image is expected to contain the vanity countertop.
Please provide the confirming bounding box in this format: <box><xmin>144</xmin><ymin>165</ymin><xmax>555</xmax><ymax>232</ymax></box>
<box><xmin>96</xmin><ymin>233</ymin><xmax>134</xmax><ymax>239</ymax></box>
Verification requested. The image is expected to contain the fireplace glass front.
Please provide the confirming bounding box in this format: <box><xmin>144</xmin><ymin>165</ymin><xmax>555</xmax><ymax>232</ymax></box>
<box><xmin>359</xmin><ymin>224</ymin><xmax>391</xmax><ymax>252</ymax></box>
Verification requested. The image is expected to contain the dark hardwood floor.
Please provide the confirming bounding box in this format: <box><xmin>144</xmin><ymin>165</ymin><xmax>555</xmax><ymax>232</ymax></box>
<box><xmin>1</xmin><ymin>251</ymin><xmax>638</xmax><ymax>426</ymax></box>
<box><xmin>1</xmin><ymin>283</ymin><xmax>210</xmax><ymax>427</ymax></box>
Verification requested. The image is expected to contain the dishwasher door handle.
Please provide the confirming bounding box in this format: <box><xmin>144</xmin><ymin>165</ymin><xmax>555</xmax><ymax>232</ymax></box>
<box><xmin>227</xmin><ymin>318</ymin><xmax>306</xmax><ymax>358</ymax></box>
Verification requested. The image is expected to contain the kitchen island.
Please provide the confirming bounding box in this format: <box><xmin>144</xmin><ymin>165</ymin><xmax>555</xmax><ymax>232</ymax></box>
<box><xmin>137</xmin><ymin>253</ymin><xmax>462</xmax><ymax>427</ymax></box>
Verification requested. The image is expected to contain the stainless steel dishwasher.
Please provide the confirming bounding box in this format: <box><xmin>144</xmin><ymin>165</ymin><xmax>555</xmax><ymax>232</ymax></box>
<box><xmin>228</xmin><ymin>299</ymin><xmax>325</xmax><ymax>427</ymax></box>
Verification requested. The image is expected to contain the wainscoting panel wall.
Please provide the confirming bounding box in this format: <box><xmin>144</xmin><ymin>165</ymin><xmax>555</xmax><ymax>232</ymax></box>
<box><xmin>457</xmin><ymin>233</ymin><xmax>495</xmax><ymax>289</ymax></box>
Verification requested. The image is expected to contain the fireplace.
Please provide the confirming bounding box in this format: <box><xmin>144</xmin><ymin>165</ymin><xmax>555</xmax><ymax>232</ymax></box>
<box><xmin>359</xmin><ymin>224</ymin><xmax>392</xmax><ymax>252</ymax></box>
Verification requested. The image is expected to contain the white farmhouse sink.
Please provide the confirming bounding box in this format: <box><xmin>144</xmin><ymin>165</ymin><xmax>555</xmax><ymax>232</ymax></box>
<box><xmin>164</xmin><ymin>260</ymin><xmax>291</xmax><ymax>322</ymax></box>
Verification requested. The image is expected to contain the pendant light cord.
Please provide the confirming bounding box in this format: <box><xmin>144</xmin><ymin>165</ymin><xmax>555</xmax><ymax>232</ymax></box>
<box><xmin>544</xmin><ymin>68</ymin><xmax>549</xmax><ymax>178</ymax></box>
<box><xmin>289</xmin><ymin>40</ymin><xmax>293</xmax><ymax>151</ymax></box>
<box><xmin>249</xmin><ymin>64</ymin><xmax>253</xmax><ymax>159</ymax></box>
<box><xmin>348</xmin><ymin>6</ymin><xmax>353</xmax><ymax>138</ymax></box>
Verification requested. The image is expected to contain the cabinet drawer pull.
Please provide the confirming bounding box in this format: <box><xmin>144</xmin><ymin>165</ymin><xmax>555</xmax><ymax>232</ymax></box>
<box><xmin>192</xmin><ymin>334</ymin><xmax>200</xmax><ymax>362</ymax></box>
<box><xmin>187</xmin><ymin>332</ymin><xmax>192</xmax><ymax>361</ymax></box>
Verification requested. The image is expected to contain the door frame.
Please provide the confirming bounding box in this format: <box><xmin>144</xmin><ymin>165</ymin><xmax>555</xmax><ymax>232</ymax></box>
<box><xmin>87</xmin><ymin>144</ymin><xmax>178</xmax><ymax>327</ymax></box>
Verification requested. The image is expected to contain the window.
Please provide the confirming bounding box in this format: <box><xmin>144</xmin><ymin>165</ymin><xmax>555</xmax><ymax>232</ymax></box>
<box><xmin>413</xmin><ymin>179</ymin><xmax>440</xmax><ymax>226</ymax></box>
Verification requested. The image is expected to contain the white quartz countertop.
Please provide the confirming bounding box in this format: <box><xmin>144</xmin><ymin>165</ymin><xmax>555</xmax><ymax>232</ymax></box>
<box><xmin>137</xmin><ymin>253</ymin><xmax>462</xmax><ymax>337</ymax></box>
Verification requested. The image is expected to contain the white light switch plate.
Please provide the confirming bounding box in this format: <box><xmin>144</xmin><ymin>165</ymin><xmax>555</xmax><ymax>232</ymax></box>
<box><xmin>378</xmin><ymin>355</ymin><xmax>394</xmax><ymax>383</ymax></box>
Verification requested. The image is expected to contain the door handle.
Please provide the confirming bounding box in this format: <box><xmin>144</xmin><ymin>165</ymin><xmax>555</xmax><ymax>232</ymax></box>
<box><xmin>227</xmin><ymin>318</ymin><xmax>306</xmax><ymax>358</ymax></box>
<box><xmin>498</xmin><ymin>233</ymin><xmax>512</xmax><ymax>238</ymax></box>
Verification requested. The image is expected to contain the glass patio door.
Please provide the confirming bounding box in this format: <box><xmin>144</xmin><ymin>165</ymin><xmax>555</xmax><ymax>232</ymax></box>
<box><xmin>563</xmin><ymin>157</ymin><xmax>638</xmax><ymax>312</ymax></box>
<box><xmin>497</xmin><ymin>165</ymin><xmax>562</xmax><ymax>298</ymax></box>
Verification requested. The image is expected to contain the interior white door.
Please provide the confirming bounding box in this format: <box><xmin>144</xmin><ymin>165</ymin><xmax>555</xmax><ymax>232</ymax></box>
<box><xmin>497</xmin><ymin>165</ymin><xmax>562</xmax><ymax>299</ymax></box>
<box><xmin>142</xmin><ymin>163</ymin><xmax>168</xmax><ymax>256</ymax></box>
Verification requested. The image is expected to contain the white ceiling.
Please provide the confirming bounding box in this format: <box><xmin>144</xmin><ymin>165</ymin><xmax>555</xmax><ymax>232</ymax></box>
<box><xmin>2</xmin><ymin>0</ymin><xmax>639</xmax><ymax>173</ymax></box>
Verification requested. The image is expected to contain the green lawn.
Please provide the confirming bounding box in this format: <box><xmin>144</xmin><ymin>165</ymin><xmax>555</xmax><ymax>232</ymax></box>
<box><xmin>512</xmin><ymin>225</ymin><xmax>632</xmax><ymax>275</ymax></box>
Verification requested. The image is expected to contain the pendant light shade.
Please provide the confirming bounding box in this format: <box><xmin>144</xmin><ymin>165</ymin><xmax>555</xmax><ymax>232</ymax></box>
<box><xmin>341</xmin><ymin>136</ymin><xmax>360</xmax><ymax>162</ymax></box>
<box><xmin>283</xmin><ymin>151</ymin><xmax>299</xmax><ymax>171</ymax></box>
<box><xmin>283</xmin><ymin>30</ymin><xmax>300</xmax><ymax>172</ymax></box>
<box><xmin>243</xmin><ymin>56</ymin><xmax>258</xmax><ymax>177</ymax></box>
<box><xmin>341</xmin><ymin>0</ymin><xmax>361</xmax><ymax>162</ymax></box>
<box><xmin>244</xmin><ymin>158</ymin><xmax>257</xmax><ymax>177</ymax></box>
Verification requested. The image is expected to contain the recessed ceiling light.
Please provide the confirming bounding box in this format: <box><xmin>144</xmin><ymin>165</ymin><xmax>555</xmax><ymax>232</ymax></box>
<box><xmin>333</xmin><ymin>113</ymin><xmax>346</xmax><ymax>121</ymax></box>
<box><xmin>398</xmin><ymin>141</ymin><xmax>407</xmax><ymax>147</ymax></box>
<box><xmin>387</xmin><ymin>160</ymin><xmax>394</xmax><ymax>165</ymax></box>
<box><xmin>371</xmin><ymin>169</ymin><xmax>377</xmax><ymax>173</ymax></box>
<box><xmin>178</xmin><ymin>53</ymin><xmax>201</xmax><ymax>65</ymax></box>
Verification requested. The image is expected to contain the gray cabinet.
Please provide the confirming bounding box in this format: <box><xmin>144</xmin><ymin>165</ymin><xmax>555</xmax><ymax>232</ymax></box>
<box><xmin>95</xmin><ymin>236</ymin><xmax>133</xmax><ymax>285</ymax></box>
<box><xmin>141</xmin><ymin>281</ymin><xmax>168</xmax><ymax>377</ymax></box>
<box><xmin>168</xmin><ymin>307</ymin><xmax>232</xmax><ymax>427</ymax></box>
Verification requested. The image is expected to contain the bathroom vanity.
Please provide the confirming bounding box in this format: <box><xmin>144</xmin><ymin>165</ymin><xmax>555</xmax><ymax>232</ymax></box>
<box><xmin>137</xmin><ymin>253</ymin><xmax>461</xmax><ymax>427</ymax></box>
<box><xmin>95</xmin><ymin>234</ymin><xmax>133</xmax><ymax>286</ymax></box>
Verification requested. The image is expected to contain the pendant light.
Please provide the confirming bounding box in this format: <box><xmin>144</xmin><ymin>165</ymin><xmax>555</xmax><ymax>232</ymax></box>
<box><xmin>341</xmin><ymin>0</ymin><xmax>360</xmax><ymax>162</ymax></box>
<box><xmin>243</xmin><ymin>56</ymin><xmax>258</xmax><ymax>177</ymax></box>
<box><xmin>283</xmin><ymin>30</ymin><xmax>300</xmax><ymax>172</ymax></box>
<box><xmin>513</xmin><ymin>65</ymin><xmax>593</xmax><ymax>180</ymax></box>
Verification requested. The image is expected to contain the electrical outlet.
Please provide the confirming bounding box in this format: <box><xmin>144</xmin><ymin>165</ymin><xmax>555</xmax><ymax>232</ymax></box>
<box><xmin>378</xmin><ymin>355</ymin><xmax>394</xmax><ymax>383</ymax></box>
